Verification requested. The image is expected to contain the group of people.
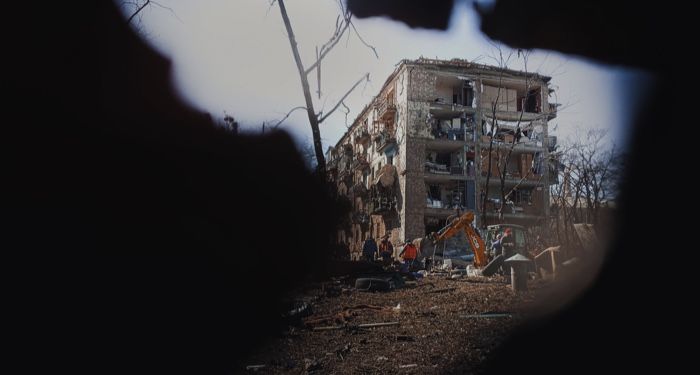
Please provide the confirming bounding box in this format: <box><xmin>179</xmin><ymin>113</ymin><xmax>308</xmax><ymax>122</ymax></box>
<box><xmin>489</xmin><ymin>228</ymin><xmax>517</xmax><ymax>275</ymax></box>
<box><xmin>360</xmin><ymin>228</ymin><xmax>518</xmax><ymax>276</ymax></box>
<box><xmin>490</xmin><ymin>228</ymin><xmax>516</xmax><ymax>259</ymax></box>
<box><xmin>362</xmin><ymin>235</ymin><xmax>418</xmax><ymax>270</ymax></box>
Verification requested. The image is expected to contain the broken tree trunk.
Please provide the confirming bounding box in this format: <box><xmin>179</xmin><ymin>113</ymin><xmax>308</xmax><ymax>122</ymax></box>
<box><xmin>277</xmin><ymin>0</ymin><xmax>326</xmax><ymax>175</ymax></box>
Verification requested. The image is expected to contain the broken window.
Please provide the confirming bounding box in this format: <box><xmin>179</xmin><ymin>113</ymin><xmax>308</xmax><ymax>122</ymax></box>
<box><xmin>481</xmin><ymin>85</ymin><xmax>518</xmax><ymax>112</ymax></box>
<box><xmin>425</xmin><ymin>151</ymin><xmax>462</xmax><ymax>175</ymax></box>
<box><xmin>511</xmin><ymin>189</ymin><xmax>532</xmax><ymax>205</ymax></box>
<box><xmin>449</xmin><ymin>181</ymin><xmax>466</xmax><ymax>209</ymax></box>
<box><xmin>466</xmin><ymin>180</ymin><xmax>476</xmax><ymax>209</ymax></box>
<box><xmin>457</xmin><ymin>81</ymin><xmax>474</xmax><ymax>106</ymax></box>
<box><xmin>428</xmin><ymin>184</ymin><xmax>441</xmax><ymax>200</ymax></box>
<box><xmin>525</xmin><ymin>88</ymin><xmax>541</xmax><ymax>113</ymax></box>
<box><xmin>435</xmin><ymin>152</ymin><xmax>450</xmax><ymax>166</ymax></box>
<box><xmin>430</xmin><ymin>118</ymin><xmax>465</xmax><ymax>141</ymax></box>
<box><xmin>426</xmin><ymin>184</ymin><xmax>443</xmax><ymax>208</ymax></box>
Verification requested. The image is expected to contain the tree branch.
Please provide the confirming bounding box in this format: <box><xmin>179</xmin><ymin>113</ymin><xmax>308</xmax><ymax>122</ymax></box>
<box><xmin>271</xmin><ymin>106</ymin><xmax>307</xmax><ymax>129</ymax></box>
<box><xmin>341</xmin><ymin>102</ymin><xmax>351</xmax><ymax>128</ymax></box>
<box><xmin>350</xmin><ymin>21</ymin><xmax>379</xmax><ymax>58</ymax></box>
<box><xmin>318</xmin><ymin>73</ymin><xmax>369</xmax><ymax>124</ymax></box>
<box><xmin>127</xmin><ymin>0</ymin><xmax>151</xmax><ymax>25</ymax></box>
<box><xmin>150</xmin><ymin>1</ymin><xmax>182</xmax><ymax>23</ymax></box>
<box><xmin>277</xmin><ymin>0</ymin><xmax>326</xmax><ymax>173</ymax></box>
<box><xmin>304</xmin><ymin>11</ymin><xmax>351</xmax><ymax>76</ymax></box>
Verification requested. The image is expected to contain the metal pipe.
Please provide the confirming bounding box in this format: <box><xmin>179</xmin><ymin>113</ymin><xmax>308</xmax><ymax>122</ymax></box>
<box><xmin>504</xmin><ymin>254</ymin><xmax>531</xmax><ymax>292</ymax></box>
<box><xmin>511</xmin><ymin>262</ymin><xmax>528</xmax><ymax>291</ymax></box>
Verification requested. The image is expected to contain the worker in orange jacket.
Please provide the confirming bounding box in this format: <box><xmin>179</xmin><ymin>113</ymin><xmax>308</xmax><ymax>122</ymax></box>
<box><xmin>399</xmin><ymin>239</ymin><xmax>418</xmax><ymax>271</ymax></box>
<box><xmin>378</xmin><ymin>235</ymin><xmax>394</xmax><ymax>265</ymax></box>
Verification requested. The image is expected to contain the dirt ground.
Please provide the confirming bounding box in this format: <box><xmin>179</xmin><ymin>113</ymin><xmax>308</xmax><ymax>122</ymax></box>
<box><xmin>235</xmin><ymin>270</ymin><xmax>547</xmax><ymax>374</ymax></box>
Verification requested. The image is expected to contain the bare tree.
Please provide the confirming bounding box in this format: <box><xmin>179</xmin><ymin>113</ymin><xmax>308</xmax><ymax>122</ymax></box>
<box><xmin>548</xmin><ymin>129</ymin><xmax>623</xmax><ymax>247</ymax></box>
<box><xmin>480</xmin><ymin>44</ymin><xmax>523</xmax><ymax>226</ymax></box>
<box><xmin>273</xmin><ymin>0</ymin><xmax>375</xmax><ymax>177</ymax></box>
<box><xmin>118</xmin><ymin>0</ymin><xmax>178</xmax><ymax>32</ymax></box>
<box><xmin>479</xmin><ymin>45</ymin><xmax>554</xmax><ymax>229</ymax></box>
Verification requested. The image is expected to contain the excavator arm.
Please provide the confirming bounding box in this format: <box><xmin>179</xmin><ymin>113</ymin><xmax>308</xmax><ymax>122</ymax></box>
<box><xmin>432</xmin><ymin>211</ymin><xmax>488</xmax><ymax>267</ymax></box>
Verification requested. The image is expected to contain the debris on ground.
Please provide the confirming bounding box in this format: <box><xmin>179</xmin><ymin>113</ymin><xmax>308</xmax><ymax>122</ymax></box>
<box><xmin>237</xmin><ymin>271</ymin><xmax>541</xmax><ymax>374</ymax></box>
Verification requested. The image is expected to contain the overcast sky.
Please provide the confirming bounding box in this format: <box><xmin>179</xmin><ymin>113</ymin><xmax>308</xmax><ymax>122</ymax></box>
<box><xmin>120</xmin><ymin>0</ymin><xmax>646</xmax><ymax>150</ymax></box>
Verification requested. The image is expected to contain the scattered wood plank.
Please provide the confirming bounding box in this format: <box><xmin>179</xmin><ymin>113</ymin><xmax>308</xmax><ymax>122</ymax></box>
<box><xmin>427</xmin><ymin>287</ymin><xmax>457</xmax><ymax>294</ymax></box>
<box><xmin>313</xmin><ymin>321</ymin><xmax>400</xmax><ymax>331</ymax></box>
<box><xmin>459</xmin><ymin>313</ymin><xmax>513</xmax><ymax>319</ymax></box>
<box><xmin>358</xmin><ymin>321</ymin><xmax>400</xmax><ymax>328</ymax></box>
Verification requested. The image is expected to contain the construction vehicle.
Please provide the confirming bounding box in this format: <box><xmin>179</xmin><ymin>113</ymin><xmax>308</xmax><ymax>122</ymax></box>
<box><xmin>428</xmin><ymin>211</ymin><xmax>488</xmax><ymax>267</ymax></box>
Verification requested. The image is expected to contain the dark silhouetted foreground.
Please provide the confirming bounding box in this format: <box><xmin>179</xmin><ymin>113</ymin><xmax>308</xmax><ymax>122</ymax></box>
<box><xmin>3</xmin><ymin>1</ymin><xmax>688</xmax><ymax>374</ymax></box>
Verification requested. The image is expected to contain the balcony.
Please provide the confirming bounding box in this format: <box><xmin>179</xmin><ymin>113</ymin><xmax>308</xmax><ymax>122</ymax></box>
<box><xmin>351</xmin><ymin>182</ymin><xmax>369</xmax><ymax>197</ymax></box>
<box><xmin>483</xmin><ymin>211</ymin><xmax>545</xmax><ymax>222</ymax></box>
<box><xmin>376</xmin><ymin>98</ymin><xmax>396</xmax><ymax>122</ymax></box>
<box><xmin>429</xmin><ymin>100</ymin><xmax>475</xmax><ymax>118</ymax></box>
<box><xmin>424</xmin><ymin>161</ymin><xmax>465</xmax><ymax>178</ymax></box>
<box><xmin>431</xmin><ymin>127</ymin><xmax>467</xmax><ymax>142</ymax></box>
<box><xmin>484</xmin><ymin>110</ymin><xmax>542</xmax><ymax>122</ymax></box>
<box><xmin>352</xmin><ymin>154</ymin><xmax>369</xmax><ymax>171</ymax></box>
<box><xmin>425</xmin><ymin>196</ymin><xmax>466</xmax><ymax>218</ymax></box>
<box><xmin>338</xmin><ymin>168</ymin><xmax>352</xmax><ymax>181</ymax></box>
<box><xmin>368</xmin><ymin>195</ymin><xmax>397</xmax><ymax>214</ymax></box>
<box><xmin>483</xmin><ymin>174</ymin><xmax>544</xmax><ymax>187</ymax></box>
<box><xmin>374</xmin><ymin>131</ymin><xmax>397</xmax><ymax>152</ymax></box>
<box><xmin>354</xmin><ymin>128</ymin><xmax>370</xmax><ymax>144</ymax></box>
<box><xmin>479</xmin><ymin>139</ymin><xmax>545</xmax><ymax>154</ymax></box>
<box><xmin>548</xmin><ymin>103</ymin><xmax>560</xmax><ymax>120</ymax></box>
<box><xmin>326</xmin><ymin>157</ymin><xmax>338</xmax><ymax>170</ymax></box>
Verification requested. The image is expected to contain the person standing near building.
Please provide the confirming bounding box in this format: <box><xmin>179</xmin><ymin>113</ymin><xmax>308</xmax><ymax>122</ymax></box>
<box><xmin>500</xmin><ymin>228</ymin><xmax>516</xmax><ymax>276</ymax></box>
<box><xmin>501</xmin><ymin>228</ymin><xmax>516</xmax><ymax>258</ymax></box>
<box><xmin>362</xmin><ymin>236</ymin><xmax>378</xmax><ymax>262</ymax></box>
<box><xmin>399</xmin><ymin>239</ymin><xmax>418</xmax><ymax>271</ymax></box>
<box><xmin>491</xmin><ymin>233</ymin><xmax>503</xmax><ymax>258</ymax></box>
<box><xmin>378</xmin><ymin>235</ymin><xmax>394</xmax><ymax>265</ymax></box>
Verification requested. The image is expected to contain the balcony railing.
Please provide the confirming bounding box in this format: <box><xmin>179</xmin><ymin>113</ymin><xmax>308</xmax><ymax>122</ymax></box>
<box><xmin>354</xmin><ymin>129</ymin><xmax>370</xmax><ymax>144</ymax></box>
<box><xmin>352</xmin><ymin>155</ymin><xmax>369</xmax><ymax>170</ymax></box>
<box><xmin>376</xmin><ymin>98</ymin><xmax>396</xmax><ymax>121</ymax></box>
<box><xmin>424</xmin><ymin>161</ymin><xmax>465</xmax><ymax>176</ymax></box>
<box><xmin>426</xmin><ymin>198</ymin><xmax>465</xmax><ymax>210</ymax></box>
<box><xmin>374</xmin><ymin>131</ymin><xmax>396</xmax><ymax>152</ymax></box>
<box><xmin>431</xmin><ymin>127</ymin><xmax>466</xmax><ymax>141</ymax></box>
<box><xmin>368</xmin><ymin>195</ymin><xmax>397</xmax><ymax>214</ymax></box>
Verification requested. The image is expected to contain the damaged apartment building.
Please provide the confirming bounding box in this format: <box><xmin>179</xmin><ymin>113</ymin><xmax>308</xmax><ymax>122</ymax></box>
<box><xmin>326</xmin><ymin>58</ymin><xmax>559</xmax><ymax>260</ymax></box>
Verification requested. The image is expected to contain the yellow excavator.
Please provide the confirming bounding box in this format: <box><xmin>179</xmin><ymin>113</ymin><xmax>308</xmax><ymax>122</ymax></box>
<box><xmin>429</xmin><ymin>211</ymin><xmax>488</xmax><ymax>268</ymax></box>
